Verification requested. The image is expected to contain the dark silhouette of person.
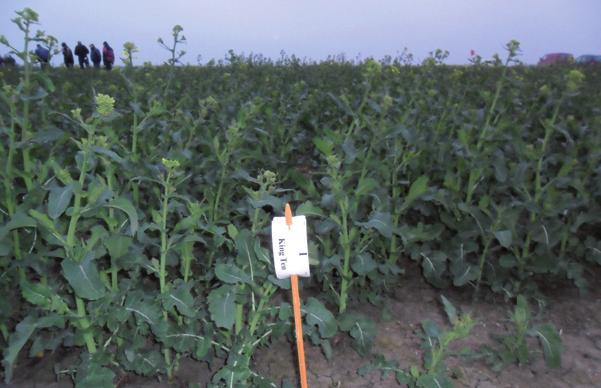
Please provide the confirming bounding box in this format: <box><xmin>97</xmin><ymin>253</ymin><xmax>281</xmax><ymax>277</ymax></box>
<box><xmin>74</xmin><ymin>41</ymin><xmax>89</xmax><ymax>68</ymax></box>
<box><xmin>35</xmin><ymin>44</ymin><xmax>50</xmax><ymax>69</ymax></box>
<box><xmin>61</xmin><ymin>42</ymin><xmax>74</xmax><ymax>68</ymax></box>
<box><xmin>90</xmin><ymin>44</ymin><xmax>101</xmax><ymax>68</ymax></box>
<box><xmin>2</xmin><ymin>55</ymin><xmax>16</xmax><ymax>66</ymax></box>
<box><xmin>102</xmin><ymin>42</ymin><xmax>115</xmax><ymax>70</ymax></box>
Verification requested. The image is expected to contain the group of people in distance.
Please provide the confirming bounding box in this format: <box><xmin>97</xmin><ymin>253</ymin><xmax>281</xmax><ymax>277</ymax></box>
<box><xmin>61</xmin><ymin>41</ymin><xmax>115</xmax><ymax>69</ymax></box>
<box><xmin>32</xmin><ymin>41</ymin><xmax>115</xmax><ymax>70</ymax></box>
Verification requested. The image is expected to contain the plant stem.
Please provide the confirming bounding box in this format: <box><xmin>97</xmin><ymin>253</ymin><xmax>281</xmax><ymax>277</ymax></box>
<box><xmin>248</xmin><ymin>283</ymin><xmax>274</xmax><ymax>336</ymax></box>
<box><xmin>20</xmin><ymin>23</ymin><xmax>33</xmax><ymax>191</ymax></box>
<box><xmin>235</xmin><ymin>303</ymin><xmax>243</xmax><ymax>336</ymax></box>
<box><xmin>251</xmin><ymin>207</ymin><xmax>261</xmax><ymax>235</ymax></box>
<box><xmin>476</xmin><ymin>59</ymin><xmax>510</xmax><ymax>150</ymax></box>
<box><xmin>211</xmin><ymin>166</ymin><xmax>227</xmax><ymax>224</ymax></box>
<box><xmin>338</xmin><ymin>198</ymin><xmax>351</xmax><ymax>314</ymax></box>
<box><xmin>388</xmin><ymin>149</ymin><xmax>401</xmax><ymax>265</ymax></box>
<box><xmin>164</xmin><ymin>347</ymin><xmax>173</xmax><ymax>380</ymax></box>
<box><xmin>182</xmin><ymin>241</ymin><xmax>192</xmax><ymax>283</ymax></box>
<box><xmin>106</xmin><ymin>165</ymin><xmax>118</xmax><ymax>291</ymax></box>
<box><xmin>131</xmin><ymin>113</ymin><xmax>139</xmax><ymax>155</ymax></box>
<box><xmin>3</xmin><ymin>103</ymin><xmax>22</xmax><ymax>261</ymax></box>
<box><xmin>76</xmin><ymin>297</ymin><xmax>97</xmax><ymax>354</ymax></box>
<box><xmin>520</xmin><ymin>99</ymin><xmax>562</xmax><ymax>278</ymax></box>
<box><xmin>474</xmin><ymin>236</ymin><xmax>493</xmax><ymax>301</ymax></box>
<box><xmin>66</xmin><ymin>134</ymin><xmax>92</xmax><ymax>256</ymax></box>
<box><xmin>235</xmin><ymin>284</ymin><xmax>246</xmax><ymax>335</ymax></box>
<box><xmin>159</xmin><ymin>170</ymin><xmax>172</xmax><ymax>294</ymax></box>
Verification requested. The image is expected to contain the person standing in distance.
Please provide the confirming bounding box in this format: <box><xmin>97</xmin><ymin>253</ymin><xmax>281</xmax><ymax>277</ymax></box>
<box><xmin>102</xmin><ymin>41</ymin><xmax>115</xmax><ymax>70</ymax></box>
<box><xmin>61</xmin><ymin>43</ymin><xmax>74</xmax><ymax>68</ymax></box>
<box><xmin>74</xmin><ymin>41</ymin><xmax>89</xmax><ymax>68</ymax></box>
<box><xmin>90</xmin><ymin>44</ymin><xmax>101</xmax><ymax>68</ymax></box>
<box><xmin>35</xmin><ymin>44</ymin><xmax>50</xmax><ymax>69</ymax></box>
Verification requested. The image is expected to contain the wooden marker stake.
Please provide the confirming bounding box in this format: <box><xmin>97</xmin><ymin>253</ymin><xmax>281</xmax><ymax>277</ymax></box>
<box><xmin>285</xmin><ymin>203</ymin><xmax>308</xmax><ymax>388</ymax></box>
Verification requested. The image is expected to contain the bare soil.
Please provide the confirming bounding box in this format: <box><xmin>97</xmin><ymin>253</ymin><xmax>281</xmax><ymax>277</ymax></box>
<box><xmin>4</xmin><ymin>265</ymin><xmax>601</xmax><ymax>388</ymax></box>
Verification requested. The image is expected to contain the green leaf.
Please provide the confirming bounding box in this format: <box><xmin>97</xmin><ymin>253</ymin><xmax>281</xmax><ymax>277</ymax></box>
<box><xmin>401</xmin><ymin>175</ymin><xmax>429</xmax><ymax>210</ymax></box>
<box><xmin>208</xmin><ymin>285</ymin><xmax>236</xmax><ymax>330</ymax></box>
<box><xmin>351</xmin><ymin>252</ymin><xmax>378</xmax><ymax>275</ymax></box>
<box><xmin>91</xmin><ymin>145</ymin><xmax>125</xmax><ymax>165</ymax></box>
<box><xmin>320</xmin><ymin>339</ymin><xmax>333</xmax><ymax>360</ymax></box>
<box><xmin>494</xmin><ymin>230</ymin><xmax>512</xmax><ymax>248</ymax></box>
<box><xmin>268</xmin><ymin>275</ymin><xmax>290</xmax><ymax>290</ymax></box>
<box><xmin>253</xmin><ymin>242</ymin><xmax>272</xmax><ymax>266</ymax></box>
<box><xmin>212</xmin><ymin>364</ymin><xmax>252</xmax><ymax>386</ymax></box>
<box><xmin>398</xmin><ymin>223</ymin><xmax>444</xmax><ymax>244</ymax></box>
<box><xmin>249</xmin><ymin>194</ymin><xmax>283</xmax><ymax>210</ymax></box>
<box><xmin>226</xmin><ymin>223</ymin><xmax>239</xmax><ymax>239</ymax></box>
<box><xmin>20</xmin><ymin>279</ymin><xmax>69</xmax><ymax>313</ymax></box>
<box><xmin>2</xmin><ymin>315</ymin><xmax>36</xmax><ymax>383</ymax></box>
<box><xmin>234</xmin><ymin>229</ymin><xmax>259</xmax><ymax>276</ymax></box>
<box><xmin>47</xmin><ymin>184</ymin><xmax>74</xmax><ymax>219</ymax></box>
<box><xmin>125</xmin><ymin>294</ymin><xmax>161</xmax><ymax>327</ymax></box>
<box><xmin>215</xmin><ymin>263</ymin><xmax>252</xmax><ymax>285</ymax></box>
<box><xmin>28</xmin><ymin>209</ymin><xmax>60</xmax><ymax>234</ymax></box>
<box><xmin>86</xmin><ymin>225</ymin><xmax>109</xmax><ymax>250</ymax></box>
<box><xmin>494</xmin><ymin>158</ymin><xmax>508</xmax><ymax>183</ymax></box>
<box><xmin>304</xmin><ymin>297</ymin><xmax>337</xmax><ymax>338</ymax></box>
<box><xmin>122</xmin><ymin>348</ymin><xmax>163</xmax><ymax>376</ymax></box>
<box><xmin>421</xmin><ymin>320</ymin><xmax>441</xmax><ymax>340</ymax></box>
<box><xmin>513</xmin><ymin>295</ymin><xmax>530</xmax><ymax>325</ymax></box>
<box><xmin>164</xmin><ymin>282</ymin><xmax>196</xmax><ymax>318</ymax></box>
<box><xmin>296</xmin><ymin>201</ymin><xmax>325</xmax><ymax>217</ymax></box>
<box><xmin>338</xmin><ymin>312</ymin><xmax>376</xmax><ymax>354</ymax></box>
<box><xmin>420</xmin><ymin>251</ymin><xmax>447</xmax><ymax>286</ymax></box>
<box><xmin>76</xmin><ymin>354</ymin><xmax>115</xmax><ymax>388</ymax></box>
<box><xmin>355</xmin><ymin>177</ymin><xmax>378</xmax><ymax>197</ymax></box>
<box><xmin>499</xmin><ymin>254</ymin><xmax>518</xmax><ymax>269</ymax></box>
<box><xmin>194</xmin><ymin>330</ymin><xmax>213</xmax><ymax>360</ymax></box>
<box><xmin>104</xmin><ymin>197</ymin><xmax>139</xmax><ymax>236</ymax></box>
<box><xmin>163</xmin><ymin>321</ymin><xmax>205</xmax><ymax>353</ymax></box>
<box><xmin>532</xmin><ymin>323</ymin><xmax>562</xmax><ymax>368</ymax></box>
<box><xmin>28</xmin><ymin>209</ymin><xmax>68</xmax><ymax>248</ymax></box>
<box><xmin>1</xmin><ymin>313</ymin><xmax>65</xmax><ymax>383</ymax></box>
<box><xmin>440</xmin><ymin>295</ymin><xmax>457</xmax><ymax>324</ymax></box>
<box><xmin>342</xmin><ymin>138</ymin><xmax>357</xmax><ymax>163</ymax></box>
<box><xmin>103</xmin><ymin>234</ymin><xmax>132</xmax><ymax>259</ymax></box>
<box><xmin>313</xmin><ymin>137</ymin><xmax>333</xmax><ymax>156</ymax></box>
<box><xmin>28</xmin><ymin>331</ymin><xmax>66</xmax><ymax>358</ymax></box>
<box><xmin>61</xmin><ymin>252</ymin><xmax>106</xmax><ymax>300</ymax></box>
<box><xmin>356</xmin><ymin>212</ymin><xmax>393</xmax><ymax>239</ymax></box>
<box><xmin>0</xmin><ymin>211</ymin><xmax>37</xmax><ymax>240</ymax></box>
<box><xmin>450</xmin><ymin>259</ymin><xmax>478</xmax><ymax>286</ymax></box>
<box><xmin>416</xmin><ymin>374</ymin><xmax>453</xmax><ymax>388</ymax></box>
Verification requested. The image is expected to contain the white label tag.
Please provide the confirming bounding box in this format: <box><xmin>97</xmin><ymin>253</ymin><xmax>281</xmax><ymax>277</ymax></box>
<box><xmin>271</xmin><ymin>215</ymin><xmax>310</xmax><ymax>279</ymax></box>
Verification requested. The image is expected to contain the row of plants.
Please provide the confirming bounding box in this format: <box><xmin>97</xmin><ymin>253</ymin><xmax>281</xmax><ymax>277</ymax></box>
<box><xmin>1</xmin><ymin>7</ymin><xmax>600</xmax><ymax>387</ymax></box>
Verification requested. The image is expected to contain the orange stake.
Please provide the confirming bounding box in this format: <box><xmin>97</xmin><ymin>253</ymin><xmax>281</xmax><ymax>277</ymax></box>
<box><xmin>285</xmin><ymin>203</ymin><xmax>308</xmax><ymax>388</ymax></box>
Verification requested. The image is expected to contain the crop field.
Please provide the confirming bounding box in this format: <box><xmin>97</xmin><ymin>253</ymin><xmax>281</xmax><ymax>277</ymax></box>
<box><xmin>1</xmin><ymin>19</ymin><xmax>601</xmax><ymax>387</ymax></box>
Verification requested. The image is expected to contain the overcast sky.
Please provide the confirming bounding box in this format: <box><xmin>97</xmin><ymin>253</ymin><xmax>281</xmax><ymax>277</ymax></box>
<box><xmin>1</xmin><ymin>0</ymin><xmax>599</xmax><ymax>65</ymax></box>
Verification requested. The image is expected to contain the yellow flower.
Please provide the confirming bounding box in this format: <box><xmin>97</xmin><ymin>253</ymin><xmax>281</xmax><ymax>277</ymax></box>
<box><xmin>71</xmin><ymin>108</ymin><xmax>82</xmax><ymax>121</ymax></box>
<box><xmin>95</xmin><ymin>94</ymin><xmax>115</xmax><ymax>117</ymax></box>
<box><xmin>565</xmin><ymin>70</ymin><xmax>584</xmax><ymax>93</ymax></box>
<box><xmin>161</xmin><ymin>158</ymin><xmax>180</xmax><ymax>169</ymax></box>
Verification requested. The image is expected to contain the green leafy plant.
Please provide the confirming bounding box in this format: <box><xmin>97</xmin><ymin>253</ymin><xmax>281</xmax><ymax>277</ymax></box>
<box><xmin>358</xmin><ymin>295</ymin><xmax>474</xmax><ymax>387</ymax></box>
<box><xmin>157</xmin><ymin>25</ymin><xmax>186</xmax><ymax>66</ymax></box>
<box><xmin>0</xmin><ymin>10</ymin><xmax>598</xmax><ymax>385</ymax></box>
<box><xmin>121</xmin><ymin>41</ymin><xmax>139</xmax><ymax>67</ymax></box>
<box><xmin>479</xmin><ymin>295</ymin><xmax>562</xmax><ymax>370</ymax></box>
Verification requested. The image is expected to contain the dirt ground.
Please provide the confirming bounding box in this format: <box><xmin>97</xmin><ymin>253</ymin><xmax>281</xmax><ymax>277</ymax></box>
<box><xmin>254</xmin><ymin>273</ymin><xmax>601</xmax><ymax>388</ymax></box>
<box><xmin>4</xmin><ymin>265</ymin><xmax>601</xmax><ymax>388</ymax></box>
